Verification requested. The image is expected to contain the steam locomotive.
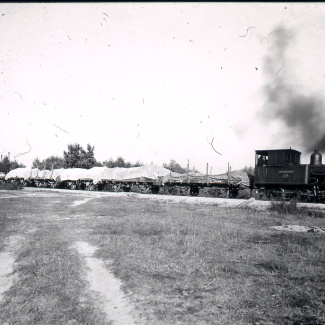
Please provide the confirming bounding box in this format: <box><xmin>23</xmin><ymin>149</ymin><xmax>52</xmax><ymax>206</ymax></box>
<box><xmin>254</xmin><ymin>148</ymin><xmax>325</xmax><ymax>202</ymax></box>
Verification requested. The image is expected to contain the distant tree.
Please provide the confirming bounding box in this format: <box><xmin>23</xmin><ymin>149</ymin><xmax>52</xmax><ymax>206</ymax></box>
<box><xmin>133</xmin><ymin>160</ymin><xmax>144</xmax><ymax>167</ymax></box>
<box><xmin>76</xmin><ymin>144</ymin><xmax>96</xmax><ymax>169</ymax></box>
<box><xmin>163</xmin><ymin>159</ymin><xmax>199</xmax><ymax>174</ymax></box>
<box><xmin>33</xmin><ymin>156</ymin><xmax>64</xmax><ymax>169</ymax></box>
<box><xmin>44</xmin><ymin>156</ymin><xmax>64</xmax><ymax>169</ymax></box>
<box><xmin>116</xmin><ymin>157</ymin><xmax>130</xmax><ymax>167</ymax></box>
<box><xmin>0</xmin><ymin>156</ymin><xmax>25</xmax><ymax>174</ymax></box>
<box><xmin>163</xmin><ymin>159</ymin><xmax>188</xmax><ymax>174</ymax></box>
<box><xmin>102</xmin><ymin>158</ymin><xmax>114</xmax><ymax>168</ymax></box>
<box><xmin>32</xmin><ymin>157</ymin><xmax>42</xmax><ymax>169</ymax></box>
<box><xmin>103</xmin><ymin>157</ymin><xmax>128</xmax><ymax>168</ymax></box>
<box><xmin>94</xmin><ymin>161</ymin><xmax>103</xmax><ymax>167</ymax></box>
<box><xmin>11</xmin><ymin>160</ymin><xmax>25</xmax><ymax>169</ymax></box>
<box><xmin>102</xmin><ymin>157</ymin><xmax>143</xmax><ymax>168</ymax></box>
<box><xmin>63</xmin><ymin>143</ymin><xmax>97</xmax><ymax>169</ymax></box>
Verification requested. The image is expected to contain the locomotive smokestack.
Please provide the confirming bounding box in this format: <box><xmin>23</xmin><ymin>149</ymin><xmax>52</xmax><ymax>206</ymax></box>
<box><xmin>310</xmin><ymin>149</ymin><xmax>322</xmax><ymax>166</ymax></box>
<box><xmin>8</xmin><ymin>152</ymin><xmax>10</xmax><ymax>161</ymax></box>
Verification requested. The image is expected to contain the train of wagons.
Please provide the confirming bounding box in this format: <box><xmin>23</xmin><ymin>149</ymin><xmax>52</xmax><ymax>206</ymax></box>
<box><xmin>1</xmin><ymin>163</ymin><xmax>249</xmax><ymax>198</ymax></box>
<box><xmin>1</xmin><ymin>148</ymin><xmax>325</xmax><ymax>201</ymax></box>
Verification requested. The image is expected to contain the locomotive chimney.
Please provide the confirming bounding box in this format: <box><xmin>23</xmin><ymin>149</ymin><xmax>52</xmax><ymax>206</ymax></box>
<box><xmin>310</xmin><ymin>149</ymin><xmax>322</xmax><ymax>166</ymax></box>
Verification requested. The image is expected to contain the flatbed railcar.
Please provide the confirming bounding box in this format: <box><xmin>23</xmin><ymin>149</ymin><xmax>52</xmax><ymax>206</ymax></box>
<box><xmin>2</xmin><ymin>166</ymin><xmax>249</xmax><ymax>198</ymax></box>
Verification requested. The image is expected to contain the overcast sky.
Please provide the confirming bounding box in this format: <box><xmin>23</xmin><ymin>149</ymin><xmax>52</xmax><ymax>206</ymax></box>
<box><xmin>1</xmin><ymin>2</ymin><xmax>324</xmax><ymax>173</ymax></box>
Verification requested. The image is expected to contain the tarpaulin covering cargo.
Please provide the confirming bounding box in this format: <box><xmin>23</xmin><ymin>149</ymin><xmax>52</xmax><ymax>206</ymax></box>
<box><xmin>35</xmin><ymin>169</ymin><xmax>53</xmax><ymax>180</ymax></box>
<box><xmin>113</xmin><ymin>165</ymin><xmax>171</xmax><ymax>182</ymax></box>
<box><xmin>84</xmin><ymin>165</ymin><xmax>171</xmax><ymax>184</ymax></box>
<box><xmin>163</xmin><ymin>170</ymin><xmax>250</xmax><ymax>187</ymax></box>
<box><xmin>80</xmin><ymin>166</ymin><xmax>111</xmax><ymax>184</ymax></box>
<box><xmin>5</xmin><ymin>168</ymin><xmax>40</xmax><ymax>180</ymax></box>
<box><xmin>52</xmin><ymin>168</ymin><xmax>90</xmax><ymax>182</ymax></box>
<box><xmin>80</xmin><ymin>167</ymin><xmax>125</xmax><ymax>184</ymax></box>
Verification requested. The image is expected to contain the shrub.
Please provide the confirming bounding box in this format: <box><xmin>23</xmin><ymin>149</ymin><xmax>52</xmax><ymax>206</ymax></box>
<box><xmin>0</xmin><ymin>182</ymin><xmax>23</xmax><ymax>190</ymax></box>
<box><xmin>269</xmin><ymin>200</ymin><xmax>299</xmax><ymax>215</ymax></box>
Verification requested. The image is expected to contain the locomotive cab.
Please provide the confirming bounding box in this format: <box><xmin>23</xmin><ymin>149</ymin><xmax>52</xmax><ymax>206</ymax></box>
<box><xmin>254</xmin><ymin>149</ymin><xmax>307</xmax><ymax>190</ymax></box>
<box><xmin>254</xmin><ymin>148</ymin><xmax>325</xmax><ymax>201</ymax></box>
<box><xmin>255</xmin><ymin>149</ymin><xmax>301</xmax><ymax>168</ymax></box>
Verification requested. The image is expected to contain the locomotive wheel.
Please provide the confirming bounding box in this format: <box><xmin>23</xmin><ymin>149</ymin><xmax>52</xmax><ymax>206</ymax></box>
<box><xmin>151</xmin><ymin>186</ymin><xmax>160</xmax><ymax>194</ymax></box>
<box><xmin>190</xmin><ymin>186</ymin><xmax>199</xmax><ymax>196</ymax></box>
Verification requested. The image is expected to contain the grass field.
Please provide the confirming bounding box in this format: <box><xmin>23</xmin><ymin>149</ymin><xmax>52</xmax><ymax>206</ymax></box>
<box><xmin>0</xmin><ymin>189</ymin><xmax>324</xmax><ymax>324</ymax></box>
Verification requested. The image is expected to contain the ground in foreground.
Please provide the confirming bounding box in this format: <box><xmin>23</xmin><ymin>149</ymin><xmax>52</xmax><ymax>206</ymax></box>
<box><xmin>0</xmin><ymin>189</ymin><xmax>324</xmax><ymax>324</ymax></box>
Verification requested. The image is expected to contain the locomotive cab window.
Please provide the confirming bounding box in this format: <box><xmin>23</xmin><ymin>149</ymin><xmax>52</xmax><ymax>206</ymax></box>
<box><xmin>286</xmin><ymin>153</ymin><xmax>292</xmax><ymax>165</ymax></box>
<box><xmin>257</xmin><ymin>154</ymin><xmax>268</xmax><ymax>166</ymax></box>
<box><xmin>286</xmin><ymin>151</ymin><xmax>300</xmax><ymax>165</ymax></box>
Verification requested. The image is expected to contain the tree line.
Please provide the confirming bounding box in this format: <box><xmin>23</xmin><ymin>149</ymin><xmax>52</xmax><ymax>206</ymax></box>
<box><xmin>1</xmin><ymin>143</ymin><xmax>254</xmax><ymax>175</ymax></box>
<box><xmin>0</xmin><ymin>156</ymin><xmax>25</xmax><ymax>174</ymax></box>
<box><xmin>30</xmin><ymin>143</ymin><xmax>195</xmax><ymax>174</ymax></box>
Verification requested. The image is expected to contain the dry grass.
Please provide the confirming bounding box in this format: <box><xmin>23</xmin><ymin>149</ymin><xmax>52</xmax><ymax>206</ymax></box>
<box><xmin>86</xmin><ymin>197</ymin><xmax>325</xmax><ymax>324</ymax></box>
<box><xmin>270</xmin><ymin>199</ymin><xmax>325</xmax><ymax>219</ymax></box>
<box><xmin>0</xmin><ymin>190</ymin><xmax>325</xmax><ymax>324</ymax></box>
<box><xmin>0</xmin><ymin>196</ymin><xmax>108</xmax><ymax>325</ymax></box>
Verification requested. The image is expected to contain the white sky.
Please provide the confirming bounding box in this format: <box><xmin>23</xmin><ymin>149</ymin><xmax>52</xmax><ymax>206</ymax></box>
<box><xmin>0</xmin><ymin>2</ymin><xmax>324</xmax><ymax>173</ymax></box>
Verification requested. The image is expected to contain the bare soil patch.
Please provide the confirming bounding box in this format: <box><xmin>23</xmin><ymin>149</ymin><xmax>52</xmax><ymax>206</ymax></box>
<box><xmin>271</xmin><ymin>225</ymin><xmax>325</xmax><ymax>233</ymax></box>
<box><xmin>74</xmin><ymin>241</ymin><xmax>137</xmax><ymax>325</ymax></box>
<box><xmin>0</xmin><ymin>235</ymin><xmax>23</xmax><ymax>301</ymax></box>
<box><xmin>71</xmin><ymin>198</ymin><xmax>94</xmax><ymax>207</ymax></box>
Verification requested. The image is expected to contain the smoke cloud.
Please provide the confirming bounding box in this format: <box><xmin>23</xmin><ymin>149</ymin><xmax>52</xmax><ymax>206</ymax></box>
<box><xmin>261</xmin><ymin>26</ymin><xmax>325</xmax><ymax>153</ymax></box>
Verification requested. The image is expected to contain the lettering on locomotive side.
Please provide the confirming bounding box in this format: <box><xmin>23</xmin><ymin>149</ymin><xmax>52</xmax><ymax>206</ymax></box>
<box><xmin>279</xmin><ymin>170</ymin><xmax>294</xmax><ymax>174</ymax></box>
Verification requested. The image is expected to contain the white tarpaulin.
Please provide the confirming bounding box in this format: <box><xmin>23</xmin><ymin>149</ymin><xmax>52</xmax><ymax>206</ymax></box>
<box><xmin>162</xmin><ymin>170</ymin><xmax>250</xmax><ymax>187</ymax></box>
<box><xmin>35</xmin><ymin>169</ymin><xmax>53</xmax><ymax>180</ymax></box>
<box><xmin>5</xmin><ymin>168</ymin><xmax>40</xmax><ymax>180</ymax></box>
<box><xmin>113</xmin><ymin>165</ymin><xmax>171</xmax><ymax>181</ymax></box>
<box><xmin>52</xmin><ymin>168</ymin><xmax>90</xmax><ymax>182</ymax></box>
<box><xmin>80</xmin><ymin>167</ymin><xmax>111</xmax><ymax>184</ymax></box>
<box><xmin>5</xmin><ymin>166</ymin><xmax>249</xmax><ymax>188</ymax></box>
<box><xmin>82</xmin><ymin>165</ymin><xmax>171</xmax><ymax>184</ymax></box>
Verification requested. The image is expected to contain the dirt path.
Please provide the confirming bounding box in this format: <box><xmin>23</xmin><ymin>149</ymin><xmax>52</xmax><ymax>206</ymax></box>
<box><xmin>71</xmin><ymin>197</ymin><xmax>94</xmax><ymax>207</ymax></box>
<box><xmin>74</xmin><ymin>241</ymin><xmax>137</xmax><ymax>325</ymax></box>
<box><xmin>0</xmin><ymin>235</ymin><xmax>23</xmax><ymax>302</ymax></box>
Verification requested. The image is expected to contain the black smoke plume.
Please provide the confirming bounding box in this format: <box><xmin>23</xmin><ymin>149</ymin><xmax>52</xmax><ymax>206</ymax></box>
<box><xmin>261</xmin><ymin>26</ymin><xmax>325</xmax><ymax>153</ymax></box>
